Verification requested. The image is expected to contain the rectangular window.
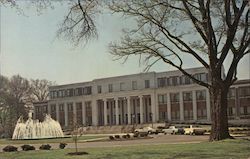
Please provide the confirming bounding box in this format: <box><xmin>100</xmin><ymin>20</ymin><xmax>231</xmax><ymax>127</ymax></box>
<box><xmin>194</xmin><ymin>73</ymin><xmax>208</xmax><ymax>82</ymax></box>
<box><xmin>158</xmin><ymin>94</ymin><xmax>167</xmax><ymax>104</ymax></box>
<box><xmin>168</xmin><ymin>76</ymin><xmax>179</xmax><ymax>86</ymax></box>
<box><xmin>67</xmin><ymin>103</ymin><xmax>73</xmax><ymax>111</ymax></box>
<box><xmin>239</xmin><ymin>86</ymin><xmax>250</xmax><ymax>97</ymax></box>
<box><xmin>59</xmin><ymin>104</ymin><xmax>64</xmax><ymax>111</ymax></box>
<box><xmin>145</xmin><ymin>80</ymin><xmax>150</xmax><ymax>88</ymax></box>
<box><xmin>227</xmin><ymin>88</ymin><xmax>235</xmax><ymax>98</ymax></box>
<box><xmin>120</xmin><ymin>82</ymin><xmax>125</xmax><ymax>91</ymax></box>
<box><xmin>181</xmin><ymin>75</ymin><xmax>192</xmax><ymax>85</ymax></box>
<box><xmin>170</xmin><ymin>93</ymin><xmax>179</xmax><ymax>102</ymax></box>
<box><xmin>51</xmin><ymin>105</ymin><xmax>56</xmax><ymax>111</ymax></box>
<box><xmin>132</xmin><ymin>81</ymin><xmax>137</xmax><ymax>90</ymax></box>
<box><xmin>157</xmin><ymin>77</ymin><xmax>166</xmax><ymax>88</ymax></box>
<box><xmin>183</xmin><ymin>92</ymin><xmax>192</xmax><ymax>101</ymax></box>
<box><xmin>108</xmin><ymin>84</ymin><xmax>113</xmax><ymax>92</ymax></box>
<box><xmin>83</xmin><ymin>86</ymin><xmax>92</xmax><ymax>95</ymax></box>
<box><xmin>97</xmin><ymin>85</ymin><xmax>102</xmax><ymax>94</ymax></box>
<box><xmin>196</xmin><ymin>90</ymin><xmax>206</xmax><ymax>100</ymax></box>
<box><xmin>75</xmin><ymin>88</ymin><xmax>83</xmax><ymax>96</ymax></box>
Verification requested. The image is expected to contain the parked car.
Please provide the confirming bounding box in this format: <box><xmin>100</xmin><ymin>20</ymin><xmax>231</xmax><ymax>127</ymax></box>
<box><xmin>134</xmin><ymin>127</ymin><xmax>157</xmax><ymax>134</ymax></box>
<box><xmin>162</xmin><ymin>126</ymin><xmax>185</xmax><ymax>135</ymax></box>
<box><xmin>184</xmin><ymin>125</ymin><xmax>206</xmax><ymax>135</ymax></box>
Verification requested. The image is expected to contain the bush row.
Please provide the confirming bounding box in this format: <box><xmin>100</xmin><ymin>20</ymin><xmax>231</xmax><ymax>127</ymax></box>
<box><xmin>2</xmin><ymin>143</ymin><xmax>67</xmax><ymax>152</ymax></box>
<box><xmin>109</xmin><ymin>133</ymin><xmax>148</xmax><ymax>140</ymax></box>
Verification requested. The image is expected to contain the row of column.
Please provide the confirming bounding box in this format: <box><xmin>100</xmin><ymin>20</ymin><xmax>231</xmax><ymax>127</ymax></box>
<box><xmin>164</xmin><ymin>89</ymin><xmax>211</xmax><ymax>121</ymax></box>
<box><xmin>102</xmin><ymin>95</ymin><xmax>156</xmax><ymax>126</ymax></box>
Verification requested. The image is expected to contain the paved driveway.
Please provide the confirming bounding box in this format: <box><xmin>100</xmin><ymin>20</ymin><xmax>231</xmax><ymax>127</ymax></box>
<box><xmin>0</xmin><ymin>134</ymin><xmax>209</xmax><ymax>151</ymax></box>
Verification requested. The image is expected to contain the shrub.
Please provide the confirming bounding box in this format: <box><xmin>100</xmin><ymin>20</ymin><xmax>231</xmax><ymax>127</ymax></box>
<box><xmin>126</xmin><ymin>134</ymin><xmax>130</xmax><ymax>138</ymax></box>
<box><xmin>122</xmin><ymin>135</ymin><xmax>127</xmax><ymax>139</ymax></box>
<box><xmin>140</xmin><ymin>133</ymin><xmax>148</xmax><ymax>137</ymax></box>
<box><xmin>114</xmin><ymin>135</ymin><xmax>120</xmax><ymax>139</ymax></box>
<box><xmin>21</xmin><ymin>145</ymin><xmax>35</xmax><ymax>151</ymax></box>
<box><xmin>133</xmin><ymin>134</ymin><xmax>138</xmax><ymax>138</ymax></box>
<box><xmin>59</xmin><ymin>143</ymin><xmax>67</xmax><ymax>149</ymax></box>
<box><xmin>109</xmin><ymin>136</ymin><xmax>115</xmax><ymax>140</ymax></box>
<box><xmin>39</xmin><ymin>144</ymin><xmax>51</xmax><ymax>150</ymax></box>
<box><xmin>3</xmin><ymin>145</ymin><xmax>18</xmax><ymax>152</ymax></box>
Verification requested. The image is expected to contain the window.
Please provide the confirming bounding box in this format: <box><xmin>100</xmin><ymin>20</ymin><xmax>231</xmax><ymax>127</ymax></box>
<box><xmin>59</xmin><ymin>104</ymin><xmax>64</xmax><ymax>111</ymax></box>
<box><xmin>97</xmin><ymin>85</ymin><xmax>102</xmax><ymax>93</ymax></box>
<box><xmin>108</xmin><ymin>84</ymin><xmax>113</xmax><ymax>92</ymax></box>
<box><xmin>239</xmin><ymin>86</ymin><xmax>250</xmax><ymax>97</ymax></box>
<box><xmin>75</xmin><ymin>88</ymin><xmax>83</xmax><ymax>96</ymax></box>
<box><xmin>120</xmin><ymin>82</ymin><xmax>125</xmax><ymax>91</ymax></box>
<box><xmin>50</xmin><ymin>91</ymin><xmax>57</xmax><ymax>99</ymax></box>
<box><xmin>132</xmin><ymin>81</ymin><xmax>137</xmax><ymax>90</ymax></box>
<box><xmin>157</xmin><ymin>77</ymin><xmax>166</xmax><ymax>87</ymax></box>
<box><xmin>183</xmin><ymin>92</ymin><xmax>192</xmax><ymax>101</ymax></box>
<box><xmin>51</xmin><ymin>105</ymin><xmax>56</xmax><ymax>111</ymax></box>
<box><xmin>83</xmin><ymin>86</ymin><xmax>92</xmax><ymax>95</ymax></box>
<box><xmin>67</xmin><ymin>103</ymin><xmax>73</xmax><ymax>111</ymax></box>
<box><xmin>170</xmin><ymin>93</ymin><xmax>179</xmax><ymax>102</ymax></box>
<box><xmin>196</xmin><ymin>90</ymin><xmax>206</xmax><ymax>100</ymax></box>
<box><xmin>58</xmin><ymin>90</ymin><xmax>63</xmax><ymax>98</ymax></box>
<box><xmin>76</xmin><ymin>103</ymin><xmax>82</xmax><ymax>110</ymax></box>
<box><xmin>181</xmin><ymin>75</ymin><xmax>192</xmax><ymax>85</ymax></box>
<box><xmin>168</xmin><ymin>76</ymin><xmax>179</xmax><ymax>86</ymax></box>
<box><xmin>227</xmin><ymin>88</ymin><xmax>235</xmax><ymax>98</ymax></box>
<box><xmin>158</xmin><ymin>94</ymin><xmax>167</xmax><ymax>104</ymax></box>
<box><xmin>145</xmin><ymin>80</ymin><xmax>150</xmax><ymax>88</ymax></box>
<box><xmin>194</xmin><ymin>73</ymin><xmax>208</xmax><ymax>82</ymax></box>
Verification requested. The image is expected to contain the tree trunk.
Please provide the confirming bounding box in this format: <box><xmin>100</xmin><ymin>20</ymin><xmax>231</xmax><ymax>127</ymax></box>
<box><xmin>209</xmin><ymin>85</ymin><xmax>232</xmax><ymax>141</ymax></box>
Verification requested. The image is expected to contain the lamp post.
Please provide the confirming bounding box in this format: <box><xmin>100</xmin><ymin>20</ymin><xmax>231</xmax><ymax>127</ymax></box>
<box><xmin>132</xmin><ymin>114</ymin><xmax>135</xmax><ymax>131</ymax></box>
<box><xmin>150</xmin><ymin>113</ymin><xmax>153</xmax><ymax>128</ymax></box>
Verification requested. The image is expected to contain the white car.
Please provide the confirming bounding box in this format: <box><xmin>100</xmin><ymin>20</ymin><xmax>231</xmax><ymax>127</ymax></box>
<box><xmin>162</xmin><ymin>126</ymin><xmax>179</xmax><ymax>135</ymax></box>
<box><xmin>134</xmin><ymin>127</ymin><xmax>157</xmax><ymax>134</ymax></box>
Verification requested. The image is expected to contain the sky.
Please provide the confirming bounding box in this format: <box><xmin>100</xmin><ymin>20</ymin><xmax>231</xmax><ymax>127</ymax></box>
<box><xmin>1</xmin><ymin>2</ymin><xmax>250</xmax><ymax>85</ymax></box>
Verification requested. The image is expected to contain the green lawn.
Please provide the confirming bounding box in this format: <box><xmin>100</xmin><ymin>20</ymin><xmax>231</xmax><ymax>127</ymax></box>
<box><xmin>0</xmin><ymin>135</ymin><xmax>108</xmax><ymax>144</ymax></box>
<box><xmin>0</xmin><ymin>139</ymin><xmax>249</xmax><ymax>159</ymax></box>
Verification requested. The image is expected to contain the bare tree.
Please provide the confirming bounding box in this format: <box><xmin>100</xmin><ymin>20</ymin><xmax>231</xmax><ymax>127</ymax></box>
<box><xmin>57</xmin><ymin>0</ymin><xmax>100</xmax><ymax>46</ymax></box>
<box><xmin>106</xmin><ymin>0</ymin><xmax>250</xmax><ymax>141</ymax></box>
<box><xmin>30</xmin><ymin>79</ymin><xmax>53</xmax><ymax>102</ymax></box>
<box><xmin>8</xmin><ymin>75</ymin><xmax>30</xmax><ymax>119</ymax></box>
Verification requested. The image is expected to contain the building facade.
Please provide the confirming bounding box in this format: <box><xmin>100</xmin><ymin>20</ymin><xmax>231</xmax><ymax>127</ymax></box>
<box><xmin>33</xmin><ymin>67</ymin><xmax>250</xmax><ymax>128</ymax></box>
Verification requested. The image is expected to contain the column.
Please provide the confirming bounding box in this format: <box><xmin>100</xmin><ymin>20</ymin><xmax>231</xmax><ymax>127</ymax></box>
<box><xmin>73</xmin><ymin>102</ymin><xmax>77</xmax><ymax>124</ymax></box>
<box><xmin>167</xmin><ymin>93</ymin><xmax>171</xmax><ymax>121</ymax></box>
<box><xmin>82</xmin><ymin>101</ymin><xmax>86</xmax><ymax>126</ymax></box>
<box><xmin>192</xmin><ymin>90</ymin><xmax>197</xmax><ymax>121</ymax></box>
<box><xmin>103</xmin><ymin>99</ymin><xmax>108</xmax><ymax>125</ymax></box>
<box><xmin>115</xmin><ymin>97</ymin><xmax>119</xmax><ymax>125</ymax></box>
<box><xmin>151</xmin><ymin>94</ymin><xmax>156</xmax><ymax>122</ymax></box>
<box><xmin>56</xmin><ymin>103</ymin><xmax>60</xmax><ymax>122</ymax></box>
<box><xmin>206</xmin><ymin>89</ymin><xmax>211</xmax><ymax>121</ymax></box>
<box><xmin>180</xmin><ymin>91</ymin><xmax>184</xmax><ymax>121</ymax></box>
<box><xmin>127</xmin><ymin>97</ymin><xmax>131</xmax><ymax>124</ymax></box>
<box><xmin>64</xmin><ymin>103</ymin><xmax>68</xmax><ymax>127</ymax></box>
<box><xmin>139</xmin><ymin>95</ymin><xmax>144</xmax><ymax>124</ymax></box>
<box><xmin>91</xmin><ymin>100</ymin><xmax>98</xmax><ymax>126</ymax></box>
<box><xmin>154</xmin><ymin>93</ymin><xmax>159</xmax><ymax>123</ymax></box>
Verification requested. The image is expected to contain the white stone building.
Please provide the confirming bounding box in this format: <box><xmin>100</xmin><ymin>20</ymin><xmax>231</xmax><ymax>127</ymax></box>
<box><xmin>33</xmin><ymin>67</ymin><xmax>250</xmax><ymax>128</ymax></box>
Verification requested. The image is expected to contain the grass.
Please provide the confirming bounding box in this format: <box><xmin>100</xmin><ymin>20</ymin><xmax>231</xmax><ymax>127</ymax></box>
<box><xmin>0</xmin><ymin>139</ymin><xmax>249</xmax><ymax>159</ymax></box>
<box><xmin>0</xmin><ymin>135</ymin><xmax>108</xmax><ymax>144</ymax></box>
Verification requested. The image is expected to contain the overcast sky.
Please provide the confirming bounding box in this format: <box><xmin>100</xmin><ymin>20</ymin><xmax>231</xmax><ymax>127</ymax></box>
<box><xmin>1</xmin><ymin>2</ymin><xmax>250</xmax><ymax>85</ymax></box>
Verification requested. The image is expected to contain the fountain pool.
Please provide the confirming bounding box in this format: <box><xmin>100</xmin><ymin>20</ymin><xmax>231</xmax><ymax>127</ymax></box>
<box><xmin>12</xmin><ymin>112</ymin><xmax>64</xmax><ymax>139</ymax></box>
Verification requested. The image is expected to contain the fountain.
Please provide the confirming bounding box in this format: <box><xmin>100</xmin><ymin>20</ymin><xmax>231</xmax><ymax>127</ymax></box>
<box><xmin>12</xmin><ymin>111</ymin><xmax>64</xmax><ymax>139</ymax></box>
